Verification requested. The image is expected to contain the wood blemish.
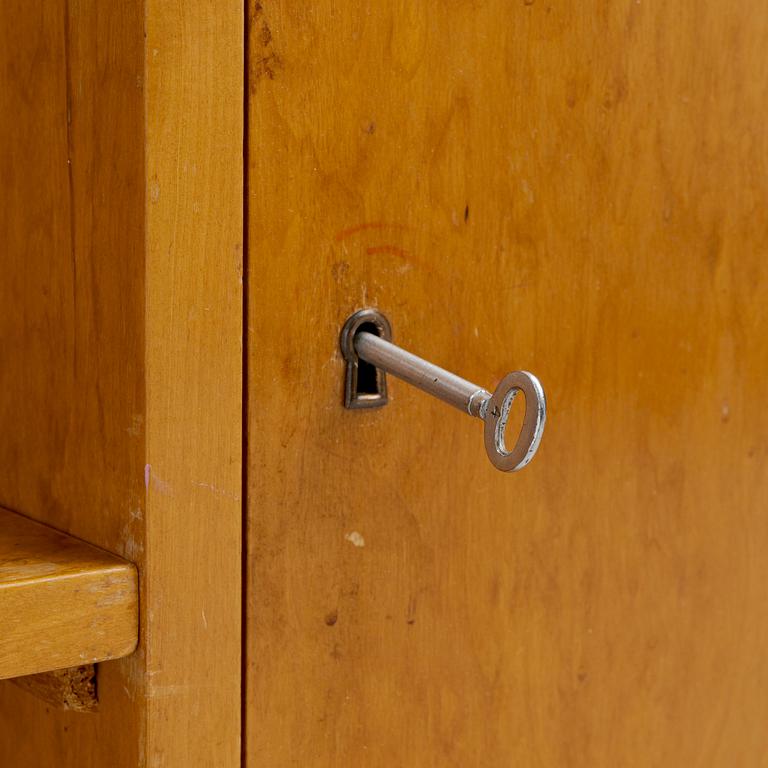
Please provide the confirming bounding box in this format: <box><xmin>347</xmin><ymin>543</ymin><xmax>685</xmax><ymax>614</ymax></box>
<box><xmin>406</xmin><ymin>594</ymin><xmax>417</xmax><ymax>625</ymax></box>
<box><xmin>331</xmin><ymin>260</ymin><xmax>350</xmax><ymax>282</ymax></box>
<box><xmin>344</xmin><ymin>531</ymin><xmax>365</xmax><ymax>547</ymax></box>
<box><xmin>12</xmin><ymin>665</ymin><xmax>98</xmax><ymax>712</ymax></box>
<box><xmin>248</xmin><ymin>1</ymin><xmax>283</xmax><ymax>90</ymax></box>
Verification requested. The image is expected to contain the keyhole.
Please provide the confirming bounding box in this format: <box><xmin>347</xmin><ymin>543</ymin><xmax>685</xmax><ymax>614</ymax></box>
<box><xmin>354</xmin><ymin>322</ymin><xmax>382</xmax><ymax>396</ymax></box>
<box><xmin>340</xmin><ymin>308</ymin><xmax>393</xmax><ymax>409</ymax></box>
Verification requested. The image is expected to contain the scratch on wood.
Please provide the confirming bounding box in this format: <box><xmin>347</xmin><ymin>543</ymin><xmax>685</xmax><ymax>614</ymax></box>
<box><xmin>193</xmin><ymin>481</ymin><xmax>241</xmax><ymax>501</ymax></box>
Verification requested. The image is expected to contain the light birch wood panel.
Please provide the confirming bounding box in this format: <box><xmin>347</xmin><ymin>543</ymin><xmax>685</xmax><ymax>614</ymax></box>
<box><xmin>246</xmin><ymin>2</ymin><xmax>768</xmax><ymax>765</ymax></box>
<box><xmin>0</xmin><ymin>3</ymin><xmax>147</xmax><ymax>763</ymax></box>
<box><xmin>0</xmin><ymin>508</ymin><xmax>137</xmax><ymax>681</ymax></box>
<box><xmin>0</xmin><ymin>1</ymin><xmax>243</xmax><ymax>765</ymax></box>
<box><xmin>143</xmin><ymin>0</ymin><xmax>244</xmax><ymax>764</ymax></box>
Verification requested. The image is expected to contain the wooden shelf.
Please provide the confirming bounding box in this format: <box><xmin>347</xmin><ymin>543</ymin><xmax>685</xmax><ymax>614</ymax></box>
<box><xmin>0</xmin><ymin>507</ymin><xmax>138</xmax><ymax>680</ymax></box>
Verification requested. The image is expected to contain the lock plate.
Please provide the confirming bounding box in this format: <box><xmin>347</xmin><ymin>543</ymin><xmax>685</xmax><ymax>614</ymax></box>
<box><xmin>340</xmin><ymin>308</ymin><xmax>393</xmax><ymax>409</ymax></box>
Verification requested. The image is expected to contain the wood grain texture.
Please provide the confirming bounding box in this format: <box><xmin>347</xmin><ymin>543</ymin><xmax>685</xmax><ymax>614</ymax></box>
<box><xmin>12</xmin><ymin>666</ymin><xmax>98</xmax><ymax>713</ymax></box>
<box><xmin>246</xmin><ymin>2</ymin><xmax>768</xmax><ymax>766</ymax></box>
<box><xmin>0</xmin><ymin>0</ymin><xmax>243</xmax><ymax>765</ymax></box>
<box><xmin>0</xmin><ymin>508</ymin><xmax>137</xmax><ymax>681</ymax></box>
<box><xmin>0</xmin><ymin>2</ymin><xmax>147</xmax><ymax>764</ymax></box>
<box><xmin>144</xmin><ymin>0</ymin><xmax>243</xmax><ymax>765</ymax></box>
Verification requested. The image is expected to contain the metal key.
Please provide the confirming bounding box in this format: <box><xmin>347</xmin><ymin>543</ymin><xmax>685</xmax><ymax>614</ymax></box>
<box><xmin>340</xmin><ymin>309</ymin><xmax>546</xmax><ymax>472</ymax></box>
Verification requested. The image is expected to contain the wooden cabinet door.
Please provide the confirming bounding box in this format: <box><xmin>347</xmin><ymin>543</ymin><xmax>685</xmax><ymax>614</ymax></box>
<box><xmin>246</xmin><ymin>2</ymin><xmax>768</xmax><ymax>766</ymax></box>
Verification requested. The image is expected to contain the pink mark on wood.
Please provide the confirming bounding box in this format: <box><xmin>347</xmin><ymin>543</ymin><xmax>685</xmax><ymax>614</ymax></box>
<box><xmin>144</xmin><ymin>464</ymin><xmax>151</xmax><ymax>490</ymax></box>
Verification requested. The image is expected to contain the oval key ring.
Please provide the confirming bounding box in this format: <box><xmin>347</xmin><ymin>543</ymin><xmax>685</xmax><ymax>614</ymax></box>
<box><xmin>483</xmin><ymin>371</ymin><xmax>546</xmax><ymax>472</ymax></box>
